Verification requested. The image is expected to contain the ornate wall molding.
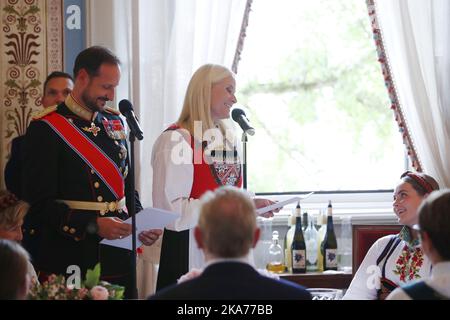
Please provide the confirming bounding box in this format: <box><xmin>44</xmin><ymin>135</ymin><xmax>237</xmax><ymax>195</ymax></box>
<box><xmin>0</xmin><ymin>0</ymin><xmax>64</xmax><ymax>187</ymax></box>
<box><xmin>2</xmin><ymin>0</ymin><xmax>44</xmax><ymax>137</ymax></box>
<box><xmin>46</xmin><ymin>0</ymin><xmax>63</xmax><ymax>73</ymax></box>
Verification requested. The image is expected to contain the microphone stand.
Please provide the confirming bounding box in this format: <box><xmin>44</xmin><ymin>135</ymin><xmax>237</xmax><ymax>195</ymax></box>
<box><xmin>242</xmin><ymin>131</ymin><xmax>248</xmax><ymax>190</ymax></box>
<box><xmin>127</xmin><ymin>131</ymin><xmax>138</xmax><ymax>299</ymax></box>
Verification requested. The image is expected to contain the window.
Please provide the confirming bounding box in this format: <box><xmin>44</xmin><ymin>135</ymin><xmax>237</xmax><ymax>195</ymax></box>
<box><xmin>236</xmin><ymin>0</ymin><xmax>406</xmax><ymax>193</ymax></box>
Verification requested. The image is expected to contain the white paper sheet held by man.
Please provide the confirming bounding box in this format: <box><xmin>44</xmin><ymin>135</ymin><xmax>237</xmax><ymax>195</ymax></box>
<box><xmin>100</xmin><ymin>207</ymin><xmax>180</xmax><ymax>250</ymax></box>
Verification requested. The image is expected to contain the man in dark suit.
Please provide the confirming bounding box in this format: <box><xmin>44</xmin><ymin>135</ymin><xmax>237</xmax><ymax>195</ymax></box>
<box><xmin>22</xmin><ymin>46</ymin><xmax>162</xmax><ymax>298</ymax></box>
<box><xmin>149</xmin><ymin>186</ymin><xmax>311</xmax><ymax>300</ymax></box>
<box><xmin>4</xmin><ymin>71</ymin><xmax>74</xmax><ymax>198</ymax></box>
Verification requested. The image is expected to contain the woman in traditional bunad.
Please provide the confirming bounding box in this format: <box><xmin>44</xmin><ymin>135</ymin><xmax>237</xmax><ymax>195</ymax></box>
<box><xmin>151</xmin><ymin>64</ymin><xmax>276</xmax><ymax>291</ymax></box>
<box><xmin>343</xmin><ymin>171</ymin><xmax>440</xmax><ymax>300</ymax></box>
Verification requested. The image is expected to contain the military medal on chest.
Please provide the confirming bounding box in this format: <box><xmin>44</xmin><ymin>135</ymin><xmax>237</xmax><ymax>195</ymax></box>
<box><xmin>102</xmin><ymin>118</ymin><xmax>126</xmax><ymax>140</ymax></box>
<box><xmin>82</xmin><ymin>122</ymin><xmax>101</xmax><ymax>137</ymax></box>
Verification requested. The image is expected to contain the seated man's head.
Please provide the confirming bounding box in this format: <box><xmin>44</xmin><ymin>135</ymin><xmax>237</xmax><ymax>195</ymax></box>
<box><xmin>195</xmin><ymin>186</ymin><xmax>259</xmax><ymax>260</ymax></box>
<box><xmin>0</xmin><ymin>190</ymin><xmax>29</xmax><ymax>242</ymax></box>
<box><xmin>0</xmin><ymin>239</ymin><xmax>30</xmax><ymax>300</ymax></box>
<box><xmin>417</xmin><ymin>189</ymin><xmax>450</xmax><ymax>264</ymax></box>
<box><xmin>41</xmin><ymin>71</ymin><xmax>74</xmax><ymax>108</ymax></box>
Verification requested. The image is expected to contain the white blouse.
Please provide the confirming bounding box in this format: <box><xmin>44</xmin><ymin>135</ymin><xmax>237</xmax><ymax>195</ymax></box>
<box><xmin>387</xmin><ymin>261</ymin><xmax>450</xmax><ymax>300</ymax></box>
<box><xmin>343</xmin><ymin>234</ymin><xmax>432</xmax><ymax>300</ymax></box>
<box><xmin>151</xmin><ymin>128</ymin><xmax>204</xmax><ymax>270</ymax></box>
<box><xmin>151</xmin><ymin>127</ymin><xmax>255</xmax><ymax>272</ymax></box>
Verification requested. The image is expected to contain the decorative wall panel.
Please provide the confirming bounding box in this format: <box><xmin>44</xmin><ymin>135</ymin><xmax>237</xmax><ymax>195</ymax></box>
<box><xmin>46</xmin><ymin>0</ymin><xmax>63</xmax><ymax>73</ymax></box>
<box><xmin>0</xmin><ymin>0</ymin><xmax>63</xmax><ymax>188</ymax></box>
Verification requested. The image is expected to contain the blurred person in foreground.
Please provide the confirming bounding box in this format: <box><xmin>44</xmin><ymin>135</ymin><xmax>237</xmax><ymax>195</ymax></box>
<box><xmin>0</xmin><ymin>239</ymin><xmax>31</xmax><ymax>300</ymax></box>
<box><xmin>149</xmin><ymin>186</ymin><xmax>311</xmax><ymax>300</ymax></box>
<box><xmin>0</xmin><ymin>190</ymin><xmax>37</xmax><ymax>283</ymax></box>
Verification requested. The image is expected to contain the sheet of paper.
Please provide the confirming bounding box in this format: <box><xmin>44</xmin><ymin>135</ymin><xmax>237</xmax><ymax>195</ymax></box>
<box><xmin>256</xmin><ymin>192</ymin><xmax>314</xmax><ymax>215</ymax></box>
<box><xmin>100</xmin><ymin>207</ymin><xmax>180</xmax><ymax>250</ymax></box>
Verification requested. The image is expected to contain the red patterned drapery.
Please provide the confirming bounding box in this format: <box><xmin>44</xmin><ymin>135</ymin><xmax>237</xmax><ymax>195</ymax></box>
<box><xmin>366</xmin><ymin>0</ymin><xmax>422</xmax><ymax>172</ymax></box>
<box><xmin>232</xmin><ymin>0</ymin><xmax>253</xmax><ymax>74</ymax></box>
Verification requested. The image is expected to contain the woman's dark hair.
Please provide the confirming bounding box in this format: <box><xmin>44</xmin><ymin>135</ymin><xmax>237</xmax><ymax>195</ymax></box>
<box><xmin>400</xmin><ymin>171</ymin><xmax>440</xmax><ymax>196</ymax></box>
<box><xmin>0</xmin><ymin>239</ymin><xmax>29</xmax><ymax>300</ymax></box>
<box><xmin>418</xmin><ymin>190</ymin><xmax>450</xmax><ymax>260</ymax></box>
<box><xmin>73</xmin><ymin>46</ymin><xmax>121</xmax><ymax>78</ymax></box>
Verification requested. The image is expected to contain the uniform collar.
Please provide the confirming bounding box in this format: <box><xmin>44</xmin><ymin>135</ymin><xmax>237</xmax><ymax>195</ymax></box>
<box><xmin>65</xmin><ymin>94</ymin><xmax>95</xmax><ymax>121</ymax></box>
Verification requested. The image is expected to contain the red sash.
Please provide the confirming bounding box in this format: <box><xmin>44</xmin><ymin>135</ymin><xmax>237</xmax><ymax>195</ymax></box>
<box><xmin>42</xmin><ymin>113</ymin><xmax>125</xmax><ymax>199</ymax></box>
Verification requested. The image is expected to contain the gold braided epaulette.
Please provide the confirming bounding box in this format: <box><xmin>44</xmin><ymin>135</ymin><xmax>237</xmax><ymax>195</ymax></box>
<box><xmin>104</xmin><ymin>106</ymin><xmax>120</xmax><ymax>116</ymax></box>
<box><xmin>32</xmin><ymin>105</ymin><xmax>58</xmax><ymax>120</ymax></box>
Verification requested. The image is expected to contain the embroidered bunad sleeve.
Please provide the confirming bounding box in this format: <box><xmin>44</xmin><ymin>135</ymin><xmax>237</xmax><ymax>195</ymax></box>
<box><xmin>342</xmin><ymin>236</ymin><xmax>393</xmax><ymax>300</ymax></box>
<box><xmin>151</xmin><ymin>130</ymin><xmax>201</xmax><ymax>231</ymax></box>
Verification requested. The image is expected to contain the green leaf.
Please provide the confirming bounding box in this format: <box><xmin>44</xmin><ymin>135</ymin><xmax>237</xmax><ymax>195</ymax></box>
<box><xmin>3</xmin><ymin>5</ymin><xmax>19</xmax><ymax>15</ymax></box>
<box><xmin>84</xmin><ymin>263</ymin><xmax>101</xmax><ymax>289</ymax></box>
<box><xmin>105</xmin><ymin>284</ymin><xmax>125</xmax><ymax>300</ymax></box>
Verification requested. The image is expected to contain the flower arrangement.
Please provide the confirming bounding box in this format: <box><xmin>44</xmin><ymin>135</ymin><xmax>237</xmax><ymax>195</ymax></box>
<box><xmin>28</xmin><ymin>264</ymin><xmax>124</xmax><ymax>300</ymax></box>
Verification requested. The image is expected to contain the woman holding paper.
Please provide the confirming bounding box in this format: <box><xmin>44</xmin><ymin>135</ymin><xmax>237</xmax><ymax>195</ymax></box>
<box><xmin>151</xmin><ymin>64</ymin><xmax>278</xmax><ymax>291</ymax></box>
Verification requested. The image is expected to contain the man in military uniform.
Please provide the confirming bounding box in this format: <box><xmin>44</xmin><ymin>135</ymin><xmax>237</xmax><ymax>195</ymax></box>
<box><xmin>22</xmin><ymin>46</ymin><xmax>161</xmax><ymax>298</ymax></box>
<box><xmin>4</xmin><ymin>71</ymin><xmax>74</xmax><ymax>198</ymax></box>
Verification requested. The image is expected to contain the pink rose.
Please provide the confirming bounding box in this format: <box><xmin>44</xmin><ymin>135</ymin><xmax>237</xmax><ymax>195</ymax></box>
<box><xmin>90</xmin><ymin>286</ymin><xmax>109</xmax><ymax>300</ymax></box>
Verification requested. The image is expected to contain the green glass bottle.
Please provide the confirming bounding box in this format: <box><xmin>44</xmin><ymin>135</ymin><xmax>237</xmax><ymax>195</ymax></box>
<box><xmin>321</xmin><ymin>200</ymin><xmax>338</xmax><ymax>271</ymax></box>
<box><xmin>302</xmin><ymin>211</ymin><xmax>309</xmax><ymax>231</ymax></box>
<box><xmin>291</xmin><ymin>202</ymin><xmax>306</xmax><ymax>273</ymax></box>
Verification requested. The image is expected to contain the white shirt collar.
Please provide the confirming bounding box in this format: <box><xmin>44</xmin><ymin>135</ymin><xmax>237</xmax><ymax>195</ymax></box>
<box><xmin>205</xmin><ymin>254</ymin><xmax>252</xmax><ymax>268</ymax></box>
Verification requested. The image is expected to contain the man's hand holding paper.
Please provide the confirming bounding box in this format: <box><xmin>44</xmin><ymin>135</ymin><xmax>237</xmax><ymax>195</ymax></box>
<box><xmin>100</xmin><ymin>207</ymin><xmax>180</xmax><ymax>250</ymax></box>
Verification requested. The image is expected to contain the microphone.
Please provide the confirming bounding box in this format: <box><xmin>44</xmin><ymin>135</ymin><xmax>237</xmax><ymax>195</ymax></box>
<box><xmin>119</xmin><ymin>99</ymin><xmax>144</xmax><ymax>141</ymax></box>
<box><xmin>231</xmin><ymin>108</ymin><xmax>255</xmax><ymax>136</ymax></box>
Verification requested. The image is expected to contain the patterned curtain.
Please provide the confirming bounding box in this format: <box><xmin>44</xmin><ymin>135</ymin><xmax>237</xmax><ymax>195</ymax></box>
<box><xmin>232</xmin><ymin>0</ymin><xmax>253</xmax><ymax>74</ymax></box>
<box><xmin>366</xmin><ymin>0</ymin><xmax>422</xmax><ymax>171</ymax></box>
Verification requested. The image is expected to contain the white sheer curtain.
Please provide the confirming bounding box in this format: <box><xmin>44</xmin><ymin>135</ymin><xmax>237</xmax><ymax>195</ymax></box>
<box><xmin>87</xmin><ymin>0</ymin><xmax>248</xmax><ymax>297</ymax></box>
<box><xmin>375</xmin><ymin>0</ymin><xmax>450</xmax><ymax>187</ymax></box>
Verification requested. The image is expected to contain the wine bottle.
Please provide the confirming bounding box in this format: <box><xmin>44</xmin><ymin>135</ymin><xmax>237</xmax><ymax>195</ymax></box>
<box><xmin>305</xmin><ymin>215</ymin><xmax>318</xmax><ymax>271</ymax></box>
<box><xmin>302</xmin><ymin>211</ymin><xmax>309</xmax><ymax>231</ymax></box>
<box><xmin>291</xmin><ymin>202</ymin><xmax>306</xmax><ymax>273</ymax></box>
<box><xmin>321</xmin><ymin>200</ymin><xmax>338</xmax><ymax>271</ymax></box>
<box><xmin>267</xmin><ymin>231</ymin><xmax>285</xmax><ymax>273</ymax></box>
<box><xmin>316</xmin><ymin>210</ymin><xmax>326</xmax><ymax>272</ymax></box>
<box><xmin>284</xmin><ymin>213</ymin><xmax>296</xmax><ymax>273</ymax></box>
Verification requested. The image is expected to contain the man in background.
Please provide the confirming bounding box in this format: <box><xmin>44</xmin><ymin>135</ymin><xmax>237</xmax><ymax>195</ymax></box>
<box><xmin>4</xmin><ymin>71</ymin><xmax>74</xmax><ymax>197</ymax></box>
<box><xmin>150</xmin><ymin>186</ymin><xmax>311</xmax><ymax>300</ymax></box>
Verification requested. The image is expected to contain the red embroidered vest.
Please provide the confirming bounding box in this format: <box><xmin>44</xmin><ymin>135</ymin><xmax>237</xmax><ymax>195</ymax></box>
<box><xmin>165</xmin><ymin>124</ymin><xmax>242</xmax><ymax>199</ymax></box>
